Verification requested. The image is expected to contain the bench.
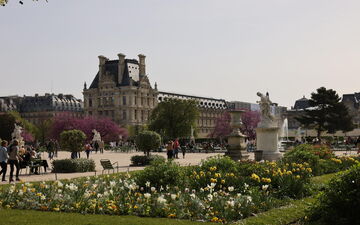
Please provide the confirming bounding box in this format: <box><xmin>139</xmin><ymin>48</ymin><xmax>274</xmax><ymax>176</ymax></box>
<box><xmin>100</xmin><ymin>159</ymin><xmax>120</xmax><ymax>174</ymax></box>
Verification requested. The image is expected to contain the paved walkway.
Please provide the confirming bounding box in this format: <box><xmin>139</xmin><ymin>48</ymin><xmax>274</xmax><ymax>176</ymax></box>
<box><xmin>2</xmin><ymin>151</ymin><xmax>227</xmax><ymax>183</ymax></box>
<box><xmin>1</xmin><ymin>149</ymin><xmax>357</xmax><ymax>184</ymax></box>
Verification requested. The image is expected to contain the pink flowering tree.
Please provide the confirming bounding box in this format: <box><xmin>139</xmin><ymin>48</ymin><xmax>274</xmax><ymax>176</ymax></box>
<box><xmin>241</xmin><ymin>110</ymin><xmax>261</xmax><ymax>140</ymax></box>
<box><xmin>209</xmin><ymin>112</ymin><xmax>232</xmax><ymax>141</ymax></box>
<box><xmin>50</xmin><ymin>113</ymin><xmax>128</xmax><ymax>143</ymax></box>
<box><xmin>21</xmin><ymin>130</ymin><xmax>34</xmax><ymax>143</ymax></box>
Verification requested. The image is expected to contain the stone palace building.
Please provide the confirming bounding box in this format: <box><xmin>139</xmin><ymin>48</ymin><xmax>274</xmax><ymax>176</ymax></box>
<box><xmin>83</xmin><ymin>53</ymin><xmax>228</xmax><ymax>138</ymax></box>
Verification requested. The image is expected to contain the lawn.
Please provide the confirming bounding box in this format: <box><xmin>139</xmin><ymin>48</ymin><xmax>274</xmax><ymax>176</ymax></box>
<box><xmin>0</xmin><ymin>209</ymin><xmax>213</xmax><ymax>225</ymax></box>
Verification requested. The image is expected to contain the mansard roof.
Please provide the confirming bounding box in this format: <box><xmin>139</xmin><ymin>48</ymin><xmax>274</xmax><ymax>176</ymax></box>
<box><xmin>293</xmin><ymin>96</ymin><xmax>310</xmax><ymax>110</ymax></box>
<box><xmin>89</xmin><ymin>59</ymin><xmax>141</xmax><ymax>89</ymax></box>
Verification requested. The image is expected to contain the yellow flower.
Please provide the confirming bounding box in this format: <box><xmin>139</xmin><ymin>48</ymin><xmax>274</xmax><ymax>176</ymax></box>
<box><xmin>214</xmin><ymin>173</ymin><xmax>221</xmax><ymax>178</ymax></box>
<box><xmin>196</xmin><ymin>175</ymin><xmax>200</xmax><ymax>179</ymax></box>
<box><xmin>53</xmin><ymin>207</ymin><xmax>60</xmax><ymax>212</ymax></box>
<box><xmin>221</xmin><ymin>179</ymin><xmax>225</xmax><ymax>184</ymax></box>
<box><xmin>251</xmin><ymin>173</ymin><xmax>260</xmax><ymax>182</ymax></box>
<box><xmin>306</xmin><ymin>168</ymin><xmax>312</xmax><ymax>173</ymax></box>
<box><xmin>210</xmin><ymin>166</ymin><xmax>217</xmax><ymax>172</ymax></box>
<box><xmin>133</xmin><ymin>205</ymin><xmax>138</xmax><ymax>209</ymax></box>
<box><xmin>261</xmin><ymin>178</ymin><xmax>271</xmax><ymax>183</ymax></box>
<box><xmin>286</xmin><ymin>171</ymin><xmax>292</xmax><ymax>175</ymax></box>
<box><xmin>36</xmin><ymin>193</ymin><xmax>42</xmax><ymax>197</ymax></box>
<box><xmin>211</xmin><ymin>216</ymin><xmax>219</xmax><ymax>222</ymax></box>
<box><xmin>168</xmin><ymin>213</ymin><xmax>176</xmax><ymax>218</ymax></box>
<box><xmin>229</xmin><ymin>173</ymin><xmax>235</xmax><ymax>177</ymax></box>
<box><xmin>295</xmin><ymin>175</ymin><xmax>301</xmax><ymax>179</ymax></box>
<box><xmin>210</xmin><ymin>178</ymin><xmax>217</xmax><ymax>183</ymax></box>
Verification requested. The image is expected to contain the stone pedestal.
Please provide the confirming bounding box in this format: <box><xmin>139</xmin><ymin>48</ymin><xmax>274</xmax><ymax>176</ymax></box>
<box><xmin>226</xmin><ymin>133</ymin><xmax>249</xmax><ymax>161</ymax></box>
<box><xmin>225</xmin><ymin>110</ymin><xmax>249</xmax><ymax>161</ymax></box>
<box><xmin>256</xmin><ymin>127</ymin><xmax>283</xmax><ymax>161</ymax></box>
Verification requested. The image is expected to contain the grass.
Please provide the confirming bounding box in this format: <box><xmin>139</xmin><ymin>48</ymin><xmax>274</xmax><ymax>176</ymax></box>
<box><xmin>0</xmin><ymin>209</ymin><xmax>213</xmax><ymax>225</ymax></box>
<box><xmin>235</xmin><ymin>173</ymin><xmax>337</xmax><ymax>225</ymax></box>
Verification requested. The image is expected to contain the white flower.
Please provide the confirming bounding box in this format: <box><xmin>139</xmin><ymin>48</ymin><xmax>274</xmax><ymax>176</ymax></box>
<box><xmin>244</xmin><ymin>183</ymin><xmax>249</xmax><ymax>189</ymax></box>
<box><xmin>41</xmin><ymin>195</ymin><xmax>46</xmax><ymax>200</ymax></box>
<box><xmin>97</xmin><ymin>193</ymin><xmax>103</xmax><ymax>198</ymax></box>
<box><xmin>110</xmin><ymin>181</ymin><xmax>116</xmax><ymax>187</ymax></box>
<box><xmin>171</xmin><ymin>194</ymin><xmax>177</xmax><ymax>200</ymax></box>
<box><xmin>160</xmin><ymin>185</ymin><xmax>164</xmax><ymax>191</ymax></box>
<box><xmin>18</xmin><ymin>190</ymin><xmax>23</xmax><ymax>196</ymax></box>
<box><xmin>145</xmin><ymin>181</ymin><xmax>151</xmax><ymax>187</ymax></box>
<box><xmin>262</xmin><ymin>185</ymin><xmax>269</xmax><ymax>191</ymax></box>
<box><xmin>58</xmin><ymin>189</ymin><xmax>62</xmax><ymax>193</ymax></box>
<box><xmin>228</xmin><ymin>186</ymin><xmax>234</xmax><ymax>192</ymax></box>
<box><xmin>84</xmin><ymin>190</ymin><xmax>91</xmax><ymax>198</ymax></box>
<box><xmin>192</xmin><ymin>189</ymin><xmax>196</xmax><ymax>193</ymax></box>
<box><xmin>200</xmin><ymin>188</ymin><xmax>204</xmax><ymax>192</ymax></box>
<box><xmin>109</xmin><ymin>190</ymin><xmax>113</xmax><ymax>195</ymax></box>
<box><xmin>246</xmin><ymin>196</ymin><xmax>252</xmax><ymax>203</ymax></box>
<box><xmin>9</xmin><ymin>185</ymin><xmax>15</xmax><ymax>194</ymax></box>
<box><xmin>207</xmin><ymin>194</ymin><xmax>213</xmax><ymax>201</ymax></box>
<box><xmin>190</xmin><ymin>193</ymin><xmax>196</xmax><ymax>199</ymax></box>
<box><xmin>210</xmin><ymin>183</ymin><xmax>216</xmax><ymax>188</ymax></box>
<box><xmin>166</xmin><ymin>185</ymin><xmax>170</xmax><ymax>190</ymax></box>
<box><xmin>213</xmin><ymin>192</ymin><xmax>218</xmax><ymax>197</ymax></box>
<box><xmin>56</xmin><ymin>181</ymin><xmax>63</xmax><ymax>188</ymax></box>
<box><xmin>237</xmin><ymin>193</ymin><xmax>242</xmax><ymax>197</ymax></box>
<box><xmin>151</xmin><ymin>187</ymin><xmax>156</xmax><ymax>192</ymax></box>
<box><xmin>66</xmin><ymin>183</ymin><xmax>78</xmax><ymax>191</ymax></box>
<box><xmin>144</xmin><ymin>193</ymin><xmax>151</xmax><ymax>199</ymax></box>
<box><xmin>226</xmin><ymin>200</ymin><xmax>235</xmax><ymax>207</ymax></box>
<box><xmin>157</xmin><ymin>195</ymin><xmax>167</xmax><ymax>204</ymax></box>
<box><xmin>103</xmin><ymin>191</ymin><xmax>109</xmax><ymax>196</ymax></box>
<box><xmin>184</xmin><ymin>188</ymin><xmax>189</xmax><ymax>193</ymax></box>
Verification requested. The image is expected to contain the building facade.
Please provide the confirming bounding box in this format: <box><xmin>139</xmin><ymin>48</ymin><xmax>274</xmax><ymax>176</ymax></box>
<box><xmin>83</xmin><ymin>53</ymin><xmax>158</xmax><ymax>127</ymax></box>
<box><xmin>0</xmin><ymin>93</ymin><xmax>83</xmax><ymax>125</ymax></box>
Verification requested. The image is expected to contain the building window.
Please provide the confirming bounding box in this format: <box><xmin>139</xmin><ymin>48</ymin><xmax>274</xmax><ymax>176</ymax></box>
<box><xmin>134</xmin><ymin>96</ymin><xmax>137</xmax><ymax>105</ymax></box>
<box><xmin>123</xmin><ymin>96</ymin><xmax>126</xmax><ymax>105</ymax></box>
<box><xmin>123</xmin><ymin>110</ymin><xmax>127</xmax><ymax>120</ymax></box>
<box><xmin>134</xmin><ymin>110</ymin><xmax>137</xmax><ymax>120</ymax></box>
<box><xmin>89</xmin><ymin>111</ymin><xmax>92</xmax><ymax>115</ymax></box>
<box><xmin>98</xmin><ymin>111</ymin><xmax>103</xmax><ymax>116</ymax></box>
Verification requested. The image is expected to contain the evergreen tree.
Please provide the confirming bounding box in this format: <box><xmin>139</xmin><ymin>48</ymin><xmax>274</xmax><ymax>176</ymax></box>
<box><xmin>296</xmin><ymin>87</ymin><xmax>354</xmax><ymax>139</ymax></box>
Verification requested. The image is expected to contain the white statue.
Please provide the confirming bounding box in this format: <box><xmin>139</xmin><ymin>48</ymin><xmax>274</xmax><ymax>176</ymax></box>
<box><xmin>92</xmin><ymin>129</ymin><xmax>102</xmax><ymax>142</ymax></box>
<box><xmin>257</xmin><ymin>92</ymin><xmax>275</xmax><ymax>127</ymax></box>
<box><xmin>11</xmin><ymin>124</ymin><xmax>23</xmax><ymax>140</ymax></box>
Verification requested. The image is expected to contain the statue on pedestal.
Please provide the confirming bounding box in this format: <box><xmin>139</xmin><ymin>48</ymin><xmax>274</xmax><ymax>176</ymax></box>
<box><xmin>257</xmin><ymin>92</ymin><xmax>275</xmax><ymax>127</ymax></box>
<box><xmin>92</xmin><ymin>129</ymin><xmax>102</xmax><ymax>142</ymax></box>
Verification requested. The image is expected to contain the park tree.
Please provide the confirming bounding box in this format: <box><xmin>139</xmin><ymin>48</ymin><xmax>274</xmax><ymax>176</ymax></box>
<box><xmin>209</xmin><ymin>112</ymin><xmax>232</xmax><ymax>142</ymax></box>
<box><xmin>241</xmin><ymin>110</ymin><xmax>261</xmax><ymax>140</ymax></box>
<box><xmin>50</xmin><ymin>113</ymin><xmax>128</xmax><ymax>143</ymax></box>
<box><xmin>149</xmin><ymin>98</ymin><xmax>199</xmax><ymax>140</ymax></box>
<box><xmin>0</xmin><ymin>113</ymin><xmax>16</xmax><ymax>141</ymax></box>
<box><xmin>0</xmin><ymin>112</ymin><xmax>37</xmax><ymax>142</ymax></box>
<box><xmin>135</xmin><ymin>130</ymin><xmax>161</xmax><ymax>156</ymax></box>
<box><xmin>296</xmin><ymin>87</ymin><xmax>354</xmax><ymax>139</ymax></box>
<box><xmin>60</xmin><ymin>129</ymin><xmax>86</xmax><ymax>159</ymax></box>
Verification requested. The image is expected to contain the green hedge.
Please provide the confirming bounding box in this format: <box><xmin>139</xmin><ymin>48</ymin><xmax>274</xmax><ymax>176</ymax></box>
<box><xmin>130</xmin><ymin>154</ymin><xmax>165</xmax><ymax>166</ymax></box>
<box><xmin>52</xmin><ymin>158</ymin><xmax>95</xmax><ymax>173</ymax></box>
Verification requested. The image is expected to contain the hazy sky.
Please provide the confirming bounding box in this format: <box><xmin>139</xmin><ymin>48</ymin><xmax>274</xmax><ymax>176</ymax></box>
<box><xmin>1</xmin><ymin>0</ymin><xmax>360</xmax><ymax>107</ymax></box>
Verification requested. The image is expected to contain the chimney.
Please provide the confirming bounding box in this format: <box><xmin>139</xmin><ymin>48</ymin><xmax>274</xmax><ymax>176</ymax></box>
<box><xmin>117</xmin><ymin>53</ymin><xmax>126</xmax><ymax>84</ymax></box>
<box><xmin>98</xmin><ymin>55</ymin><xmax>108</xmax><ymax>80</ymax></box>
<box><xmin>138</xmin><ymin>54</ymin><xmax>146</xmax><ymax>76</ymax></box>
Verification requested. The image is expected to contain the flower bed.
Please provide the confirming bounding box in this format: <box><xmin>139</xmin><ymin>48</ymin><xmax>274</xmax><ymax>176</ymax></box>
<box><xmin>0</xmin><ymin>144</ymin><xmax>359</xmax><ymax>223</ymax></box>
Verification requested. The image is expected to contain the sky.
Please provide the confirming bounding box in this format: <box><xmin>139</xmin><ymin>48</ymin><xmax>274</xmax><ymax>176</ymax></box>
<box><xmin>1</xmin><ymin>0</ymin><xmax>360</xmax><ymax>108</ymax></box>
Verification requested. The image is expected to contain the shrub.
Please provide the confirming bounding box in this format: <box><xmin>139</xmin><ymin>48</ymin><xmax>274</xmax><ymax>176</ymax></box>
<box><xmin>308</xmin><ymin>163</ymin><xmax>360</xmax><ymax>225</ymax></box>
<box><xmin>130</xmin><ymin>154</ymin><xmax>165</xmax><ymax>166</ymax></box>
<box><xmin>52</xmin><ymin>158</ymin><xmax>95</xmax><ymax>173</ymax></box>
<box><xmin>60</xmin><ymin>129</ymin><xmax>86</xmax><ymax>153</ymax></box>
<box><xmin>135</xmin><ymin>159</ymin><xmax>184</xmax><ymax>189</ymax></box>
<box><xmin>135</xmin><ymin>131</ymin><xmax>161</xmax><ymax>156</ymax></box>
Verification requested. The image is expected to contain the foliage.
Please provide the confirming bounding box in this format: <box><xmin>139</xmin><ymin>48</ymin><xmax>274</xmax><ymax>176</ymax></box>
<box><xmin>52</xmin><ymin>158</ymin><xmax>95</xmax><ymax>173</ymax></box>
<box><xmin>130</xmin><ymin>155</ymin><xmax>165</xmax><ymax>166</ymax></box>
<box><xmin>0</xmin><ymin>113</ymin><xmax>16</xmax><ymax>141</ymax></box>
<box><xmin>135</xmin><ymin>131</ymin><xmax>161</xmax><ymax>156</ymax></box>
<box><xmin>51</xmin><ymin>113</ymin><xmax>128</xmax><ymax>142</ymax></box>
<box><xmin>59</xmin><ymin>129</ymin><xmax>86</xmax><ymax>153</ymax></box>
<box><xmin>296</xmin><ymin>87</ymin><xmax>354</xmax><ymax>139</ymax></box>
<box><xmin>308</xmin><ymin>164</ymin><xmax>360</xmax><ymax>225</ymax></box>
<box><xmin>241</xmin><ymin>110</ymin><xmax>261</xmax><ymax>140</ymax></box>
<box><xmin>208</xmin><ymin>112</ymin><xmax>232</xmax><ymax>139</ymax></box>
<box><xmin>134</xmin><ymin>159</ymin><xmax>184</xmax><ymax>190</ymax></box>
<box><xmin>149</xmin><ymin>98</ymin><xmax>199</xmax><ymax>139</ymax></box>
<box><xmin>7</xmin><ymin>111</ymin><xmax>39</xmax><ymax>140</ymax></box>
<box><xmin>282</xmin><ymin>144</ymin><xmax>335</xmax><ymax>175</ymax></box>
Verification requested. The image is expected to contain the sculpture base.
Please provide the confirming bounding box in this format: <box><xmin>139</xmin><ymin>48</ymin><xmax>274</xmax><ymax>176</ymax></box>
<box><xmin>256</xmin><ymin>127</ymin><xmax>283</xmax><ymax>161</ymax></box>
<box><xmin>226</xmin><ymin>132</ymin><xmax>249</xmax><ymax>161</ymax></box>
<box><xmin>225</xmin><ymin>150</ymin><xmax>249</xmax><ymax>161</ymax></box>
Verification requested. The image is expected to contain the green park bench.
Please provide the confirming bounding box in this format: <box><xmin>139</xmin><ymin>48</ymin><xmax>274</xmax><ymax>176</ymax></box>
<box><xmin>100</xmin><ymin>159</ymin><xmax>120</xmax><ymax>174</ymax></box>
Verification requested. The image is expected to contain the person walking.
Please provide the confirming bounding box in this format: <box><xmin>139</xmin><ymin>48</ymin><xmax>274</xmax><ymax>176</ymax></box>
<box><xmin>8</xmin><ymin>140</ymin><xmax>22</xmax><ymax>182</ymax></box>
<box><xmin>173</xmin><ymin>138</ymin><xmax>180</xmax><ymax>159</ymax></box>
<box><xmin>99</xmin><ymin>141</ymin><xmax>104</xmax><ymax>154</ymax></box>
<box><xmin>0</xmin><ymin>140</ymin><xmax>9</xmax><ymax>182</ymax></box>
<box><xmin>356</xmin><ymin>136</ymin><xmax>360</xmax><ymax>154</ymax></box>
<box><xmin>181</xmin><ymin>144</ymin><xmax>187</xmax><ymax>159</ymax></box>
<box><xmin>166</xmin><ymin>141</ymin><xmax>174</xmax><ymax>160</ymax></box>
<box><xmin>85</xmin><ymin>143</ymin><xmax>92</xmax><ymax>159</ymax></box>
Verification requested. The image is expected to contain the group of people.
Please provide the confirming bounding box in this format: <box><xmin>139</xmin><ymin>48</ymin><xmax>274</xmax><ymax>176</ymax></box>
<box><xmin>166</xmin><ymin>138</ymin><xmax>187</xmax><ymax>159</ymax></box>
<box><xmin>0</xmin><ymin>140</ymin><xmax>46</xmax><ymax>182</ymax></box>
<box><xmin>83</xmin><ymin>140</ymin><xmax>105</xmax><ymax>159</ymax></box>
